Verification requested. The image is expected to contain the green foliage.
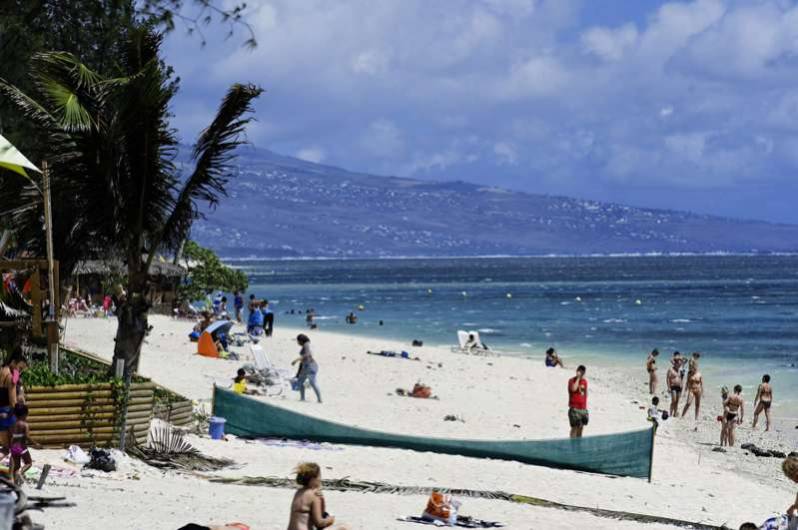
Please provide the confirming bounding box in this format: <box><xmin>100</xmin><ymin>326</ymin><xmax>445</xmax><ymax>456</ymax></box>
<box><xmin>179</xmin><ymin>240</ymin><xmax>248</xmax><ymax>302</ymax></box>
<box><xmin>23</xmin><ymin>350</ymin><xmax>149</xmax><ymax>387</ymax></box>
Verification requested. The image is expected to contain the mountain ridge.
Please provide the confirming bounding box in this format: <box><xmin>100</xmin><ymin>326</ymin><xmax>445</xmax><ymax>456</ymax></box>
<box><xmin>191</xmin><ymin>146</ymin><xmax>798</xmax><ymax>258</ymax></box>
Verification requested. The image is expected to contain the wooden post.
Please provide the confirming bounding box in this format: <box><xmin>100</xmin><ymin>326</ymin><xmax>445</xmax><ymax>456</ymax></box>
<box><xmin>30</xmin><ymin>269</ymin><xmax>42</xmax><ymax>338</ymax></box>
<box><xmin>648</xmin><ymin>425</ymin><xmax>655</xmax><ymax>483</ymax></box>
<box><xmin>42</xmin><ymin>162</ymin><xmax>59</xmax><ymax>374</ymax></box>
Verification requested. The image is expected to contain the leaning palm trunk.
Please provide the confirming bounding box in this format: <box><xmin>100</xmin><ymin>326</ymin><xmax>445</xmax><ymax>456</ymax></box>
<box><xmin>0</xmin><ymin>27</ymin><xmax>262</xmax><ymax>376</ymax></box>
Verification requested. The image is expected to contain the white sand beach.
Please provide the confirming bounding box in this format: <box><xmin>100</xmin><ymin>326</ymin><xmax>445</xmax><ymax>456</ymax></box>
<box><xmin>25</xmin><ymin>315</ymin><xmax>796</xmax><ymax>529</ymax></box>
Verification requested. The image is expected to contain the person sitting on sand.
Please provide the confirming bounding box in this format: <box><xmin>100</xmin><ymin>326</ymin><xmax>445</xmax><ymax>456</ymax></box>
<box><xmin>545</xmin><ymin>347</ymin><xmax>564</xmax><ymax>368</ymax></box>
<box><xmin>195</xmin><ymin>311</ymin><xmax>214</xmax><ymax>333</ymax></box>
<box><xmin>287</xmin><ymin>462</ymin><xmax>337</xmax><ymax>530</ymax></box>
<box><xmin>752</xmin><ymin>374</ymin><xmax>773</xmax><ymax>431</ymax></box>
<box><xmin>648</xmin><ymin>396</ymin><xmax>660</xmax><ymax>432</ymax></box>
<box><xmin>233</xmin><ymin>369</ymin><xmax>247</xmax><ymax>394</ymax></box>
<box><xmin>646</xmin><ymin>349</ymin><xmax>659</xmax><ymax>395</ymax></box>
<box><xmin>291</xmin><ymin>334</ymin><xmax>322</xmax><ymax>403</ymax></box>
<box><xmin>667</xmin><ymin>359</ymin><xmax>682</xmax><ymax>418</ymax></box>
<box><xmin>681</xmin><ymin>358</ymin><xmax>703</xmax><ymax>421</ymax></box>
<box><xmin>723</xmin><ymin>384</ymin><xmax>744</xmax><ymax>447</ymax></box>
<box><xmin>568</xmin><ymin>365</ymin><xmax>589</xmax><ymax>438</ymax></box>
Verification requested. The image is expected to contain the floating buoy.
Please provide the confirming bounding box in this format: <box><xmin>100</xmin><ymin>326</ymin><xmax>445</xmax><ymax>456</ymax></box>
<box><xmin>357</xmin><ymin>304</ymin><xmax>365</xmax><ymax>311</ymax></box>
<box><xmin>427</xmin><ymin>289</ymin><xmax>433</xmax><ymax>295</ymax></box>
<box><xmin>635</xmin><ymin>299</ymin><xmax>642</xmax><ymax>305</ymax></box>
<box><xmin>575</xmin><ymin>296</ymin><xmax>582</xmax><ymax>302</ymax></box>
<box><xmin>506</xmin><ymin>293</ymin><xmax>512</xmax><ymax>299</ymax></box>
<box><xmin>461</xmin><ymin>291</ymin><xmax>468</xmax><ymax>297</ymax></box>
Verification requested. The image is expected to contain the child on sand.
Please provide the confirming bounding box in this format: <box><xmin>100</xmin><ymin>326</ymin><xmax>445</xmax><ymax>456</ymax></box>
<box><xmin>233</xmin><ymin>369</ymin><xmax>247</xmax><ymax>394</ymax></box>
<box><xmin>287</xmin><ymin>462</ymin><xmax>338</xmax><ymax>530</ymax></box>
<box><xmin>647</xmin><ymin>396</ymin><xmax>660</xmax><ymax>431</ymax></box>
<box><xmin>9</xmin><ymin>403</ymin><xmax>39</xmax><ymax>484</ymax></box>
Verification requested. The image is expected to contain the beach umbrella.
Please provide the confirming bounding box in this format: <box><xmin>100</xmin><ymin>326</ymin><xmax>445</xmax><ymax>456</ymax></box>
<box><xmin>0</xmin><ymin>134</ymin><xmax>41</xmax><ymax>177</ymax></box>
<box><xmin>205</xmin><ymin>319</ymin><xmax>235</xmax><ymax>336</ymax></box>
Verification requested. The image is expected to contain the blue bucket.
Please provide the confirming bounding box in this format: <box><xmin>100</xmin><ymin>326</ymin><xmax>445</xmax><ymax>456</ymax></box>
<box><xmin>209</xmin><ymin>416</ymin><xmax>226</xmax><ymax>440</ymax></box>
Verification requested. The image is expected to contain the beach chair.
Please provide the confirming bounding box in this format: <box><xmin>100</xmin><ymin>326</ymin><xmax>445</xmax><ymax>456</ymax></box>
<box><xmin>450</xmin><ymin>330</ymin><xmax>469</xmax><ymax>353</ymax></box>
<box><xmin>249</xmin><ymin>343</ymin><xmax>284</xmax><ymax>396</ymax></box>
<box><xmin>450</xmin><ymin>330</ymin><xmax>491</xmax><ymax>356</ymax></box>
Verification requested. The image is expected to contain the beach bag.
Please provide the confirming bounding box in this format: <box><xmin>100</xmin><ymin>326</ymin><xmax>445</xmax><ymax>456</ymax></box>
<box><xmin>290</xmin><ymin>378</ymin><xmax>302</xmax><ymax>391</ymax></box>
<box><xmin>411</xmin><ymin>383</ymin><xmax>432</xmax><ymax>399</ymax></box>
<box><xmin>422</xmin><ymin>491</ymin><xmax>460</xmax><ymax>526</ymax></box>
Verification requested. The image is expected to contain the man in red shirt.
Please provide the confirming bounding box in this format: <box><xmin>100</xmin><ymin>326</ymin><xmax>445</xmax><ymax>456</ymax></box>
<box><xmin>568</xmin><ymin>365</ymin><xmax>589</xmax><ymax>438</ymax></box>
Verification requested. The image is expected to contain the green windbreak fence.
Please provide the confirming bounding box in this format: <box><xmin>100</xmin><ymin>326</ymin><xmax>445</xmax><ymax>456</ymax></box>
<box><xmin>213</xmin><ymin>386</ymin><xmax>655</xmax><ymax>479</ymax></box>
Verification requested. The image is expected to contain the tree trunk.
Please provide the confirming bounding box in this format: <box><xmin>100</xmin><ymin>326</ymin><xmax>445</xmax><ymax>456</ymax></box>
<box><xmin>110</xmin><ymin>269</ymin><xmax>150</xmax><ymax>376</ymax></box>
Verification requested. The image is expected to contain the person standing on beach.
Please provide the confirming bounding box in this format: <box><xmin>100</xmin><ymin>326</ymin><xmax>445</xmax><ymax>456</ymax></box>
<box><xmin>292</xmin><ymin>334</ymin><xmax>322</xmax><ymax>403</ymax></box>
<box><xmin>567</xmin><ymin>365</ymin><xmax>589</xmax><ymax>438</ymax></box>
<box><xmin>233</xmin><ymin>291</ymin><xmax>244</xmax><ymax>323</ymax></box>
<box><xmin>723</xmin><ymin>385</ymin><xmax>744</xmax><ymax>446</ymax></box>
<box><xmin>752</xmin><ymin>374</ymin><xmax>773</xmax><ymax>431</ymax></box>
<box><xmin>261</xmin><ymin>300</ymin><xmax>274</xmax><ymax>337</ymax></box>
<box><xmin>681</xmin><ymin>360</ymin><xmax>703</xmax><ymax>421</ymax></box>
<box><xmin>646</xmin><ymin>349</ymin><xmax>659</xmax><ymax>394</ymax></box>
<box><xmin>667</xmin><ymin>359</ymin><xmax>682</xmax><ymax>417</ymax></box>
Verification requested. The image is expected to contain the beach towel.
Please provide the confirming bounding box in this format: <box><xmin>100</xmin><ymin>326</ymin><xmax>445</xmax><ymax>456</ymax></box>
<box><xmin>398</xmin><ymin>516</ymin><xmax>504</xmax><ymax>528</ymax></box>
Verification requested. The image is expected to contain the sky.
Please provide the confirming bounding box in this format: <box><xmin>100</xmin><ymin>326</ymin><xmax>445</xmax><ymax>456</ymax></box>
<box><xmin>163</xmin><ymin>0</ymin><xmax>798</xmax><ymax>224</ymax></box>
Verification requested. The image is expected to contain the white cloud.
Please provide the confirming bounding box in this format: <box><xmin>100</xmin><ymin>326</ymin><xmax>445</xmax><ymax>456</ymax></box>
<box><xmin>497</xmin><ymin>55</ymin><xmax>568</xmax><ymax>99</ymax></box>
<box><xmin>581</xmin><ymin>23</ymin><xmax>638</xmax><ymax>62</ymax></box>
<box><xmin>664</xmin><ymin>132</ymin><xmax>707</xmax><ymax>163</ymax></box>
<box><xmin>493</xmin><ymin>142</ymin><xmax>518</xmax><ymax>165</ymax></box>
<box><xmin>351</xmin><ymin>50</ymin><xmax>390</xmax><ymax>75</ymax></box>
<box><xmin>360</xmin><ymin>119</ymin><xmax>404</xmax><ymax>157</ymax></box>
<box><xmin>296</xmin><ymin>147</ymin><xmax>326</xmax><ymax>163</ymax></box>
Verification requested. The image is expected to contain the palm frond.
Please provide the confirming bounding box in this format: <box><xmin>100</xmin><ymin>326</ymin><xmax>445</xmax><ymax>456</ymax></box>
<box><xmin>0</xmin><ymin>77</ymin><xmax>60</xmax><ymax>131</ymax></box>
<box><xmin>156</xmin><ymin>83</ymin><xmax>263</xmax><ymax>252</ymax></box>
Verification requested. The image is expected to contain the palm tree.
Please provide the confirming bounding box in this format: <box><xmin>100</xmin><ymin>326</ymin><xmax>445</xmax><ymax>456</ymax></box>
<box><xmin>0</xmin><ymin>25</ymin><xmax>262</xmax><ymax>374</ymax></box>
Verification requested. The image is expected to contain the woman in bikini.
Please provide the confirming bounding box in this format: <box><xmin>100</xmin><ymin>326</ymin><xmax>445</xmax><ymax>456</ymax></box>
<box><xmin>0</xmin><ymin>349</ymin><xmax>28</xmax><ymax>455</ymax></box>
<box><xmin>723</xmin><ymin>385</ymin><xmax>744</xmax><ymax>447</ymax></box>
<box><xmin>752</xmin><ymin>374</ymin><xmax>773</xmax><ymax>431</ymax></box>
<box><xmin>287</xmin><ymin>462</ymin><xmax>337</xmax><ymax>530</ymax></box>
<box><xmin>681</xmin><ymin>361</ymin><xmax>703</xmax><ymax>421</ymax></box>
<box><xmin>646</xmin><ymin>349</ymin><xmax>659</xmax><ymax>395</ymax></box>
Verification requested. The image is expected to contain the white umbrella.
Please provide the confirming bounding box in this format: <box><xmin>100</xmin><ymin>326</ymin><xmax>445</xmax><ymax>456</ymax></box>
<box><xmin>0</xmin><ymin>133</ymin><xmax>41</xmax><ymax>177</ymax></box>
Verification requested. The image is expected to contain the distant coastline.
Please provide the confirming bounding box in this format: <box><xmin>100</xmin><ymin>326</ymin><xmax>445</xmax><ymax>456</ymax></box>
<box><xmin>221</xmin><ymin>250</ymin><xmax>798</xmax><ymax>262</ymax></box>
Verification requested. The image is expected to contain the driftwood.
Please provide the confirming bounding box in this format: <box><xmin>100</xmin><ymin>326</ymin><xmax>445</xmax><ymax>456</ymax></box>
<box><xmin>206</xmin><ymin>475</ymin><xmax>727</xmax><ymax>530</ymax></box>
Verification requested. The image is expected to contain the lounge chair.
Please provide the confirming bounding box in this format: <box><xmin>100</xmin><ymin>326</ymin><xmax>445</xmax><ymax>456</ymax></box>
<box><xmin>249</xmin><ymin>343</ymin><xmax>285</xmax><ymax>396</ymax></box>
<box><xmin>450</xmin><ymin>330</ymin><xmax>491</xmax><ymax>356</ymax></box>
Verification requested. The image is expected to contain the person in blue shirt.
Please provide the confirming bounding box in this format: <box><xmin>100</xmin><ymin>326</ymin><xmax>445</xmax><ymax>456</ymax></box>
<box><xmin>261</xmin><ymin>300</ymin><xmax>274</xmax><ymax>337</ymax></box>
<box><xmin>247</xmin><ymin>302</ymin><xmax>264</xmax><ymax>335</ymax></box>
<box><xmin>212</xmin><ymin>292</ymin><xmax>223</xmax><ymax>315</ymax></box>
<box><xmin>233</xmin><ymin>291</ymin><xmax>244</xmax><ymax>323</ymax></box>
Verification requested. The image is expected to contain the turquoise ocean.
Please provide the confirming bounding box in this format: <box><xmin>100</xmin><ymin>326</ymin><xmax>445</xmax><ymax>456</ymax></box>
<box><xmin>236</xmin><ymin>255</ymin><xmax>798</xmax><ymax>421</ymax></box>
